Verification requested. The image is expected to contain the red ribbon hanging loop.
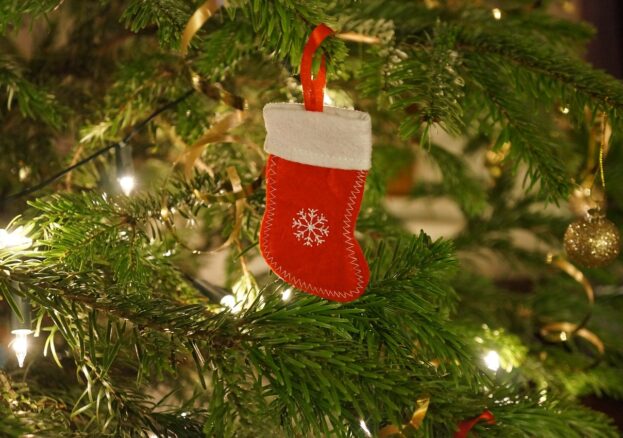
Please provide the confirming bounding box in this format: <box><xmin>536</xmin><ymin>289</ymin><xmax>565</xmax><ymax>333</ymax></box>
<box><xmin>301</xmin><ymin>24</ymin><xmax>334</xmax><ymax>112</ymax></box>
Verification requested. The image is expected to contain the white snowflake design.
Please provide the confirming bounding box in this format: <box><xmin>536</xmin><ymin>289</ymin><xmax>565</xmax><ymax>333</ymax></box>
<box><xmin>292</xmin><ymin>208</ymin><xmax>330</xmax><ymax>247</ymax></box>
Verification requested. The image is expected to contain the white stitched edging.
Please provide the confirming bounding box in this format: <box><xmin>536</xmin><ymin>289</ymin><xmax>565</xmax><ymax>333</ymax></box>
<box><xmin>263</xmin><ymin>103</ymin><xmax>372</xmax><ymax>171</ymax></box>
<box><xmin>260</xmin><ymin>156</ymin><xmax>368</xmax><ymax>300</ymax></box>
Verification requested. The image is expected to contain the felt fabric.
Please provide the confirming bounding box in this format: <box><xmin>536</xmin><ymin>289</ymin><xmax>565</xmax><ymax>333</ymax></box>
<box><xmin>259</xmin><ymin>103</ymin><xmax>372</xmax><ymax>302</ymax></box>
<box><xmin>300</xmin><ymin>24</ymin><xmax>332</xmax><ymax>111</ymax></box>
<box><xmin>263</xmin><ymin>103</ymin><xmax>372</xmax><ymax>170</ymax></box>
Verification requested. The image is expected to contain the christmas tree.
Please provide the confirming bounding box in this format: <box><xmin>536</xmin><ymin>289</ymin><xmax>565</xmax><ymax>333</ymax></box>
<box><xmin>2</xmin><ymin>0</ymin><xmax>623</xmax><ymax>436</ymax></box>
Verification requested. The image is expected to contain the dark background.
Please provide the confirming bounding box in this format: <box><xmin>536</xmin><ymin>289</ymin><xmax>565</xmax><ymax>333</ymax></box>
<box><xmin>582</xmin><ymin>0</ymin><xmax>623</xmax><ymax>79</ymax></box>
<box><xmin>580</xmin><ymin>0</ymin><xmax>623</xmax><ymax>429</ymax></box>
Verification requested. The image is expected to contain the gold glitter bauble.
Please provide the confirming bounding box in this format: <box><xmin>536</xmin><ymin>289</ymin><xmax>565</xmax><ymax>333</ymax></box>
<box><xmin>564</xmin><ymin>209</ymin><xmax>621</xmax><ymax>267</ymax></box>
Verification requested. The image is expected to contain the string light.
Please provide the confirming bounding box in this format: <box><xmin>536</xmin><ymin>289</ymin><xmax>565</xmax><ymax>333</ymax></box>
<box><xmin>3</xmin><ymin>90</ymin><xmax>194</xmax><ymax>201</ymax></box>
<box><xmin>483</xmin><ymin>350</ymin><xmax>501</xmax><ymax>372</ymax></box>
<box><xmin>118</xmin><ymin>175</ymin><xmax>136</xmax><ymax>196</ymax></box>
<box><xmin>359</xmin><ymin>419</ymin><xmax>372</xmax><ymax>437</ymax></box>
<box><xmin>220</xmin><ymin>294</ymin><xmax>241</xmax><ymax>314</ymax></box>
<box><xmin>323</xmin><ymin>91</ymin><xmax>334</xmax><ymax>106</ymax></box>
<box><xmin>0</xmin><ymin>226</ymin><xmax>32</xmax><ymax>250</ymax></box>
<box><xmin>9</xmin><ymin>292</ymin><xmax>33</xmax><ymax>368</ymax></box>
<box><xmin>281</xmin><ymin>287</ymin><xmax>293</xmax><ymax>301</ymax></box>
<box><xmin>0</xmin><ymin>226</ymin><xmax>33</xmax><ymax>369</ymax></box>
<box><xmin>10</xmin><ymin>329</ymin><xmax>32</xmax><ymax>368</ymax></box>
<box><xmin>18</xmin><ymin>166</ymin><xmax>30</xmax><ymax>181</ymax></box>
<box><xmin>492</xmin><ymin>8</ymin><xmax>502</xmax><ymax>20</ymax></box>
<box><xmin>116</xmin><ymin>142</ymin><xmax>136</xmax><ymax>196</ymax></box>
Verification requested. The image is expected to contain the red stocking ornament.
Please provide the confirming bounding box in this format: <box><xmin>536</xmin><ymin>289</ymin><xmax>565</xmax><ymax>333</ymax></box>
<box><xmin>259</xmin><ymin>25</ymin><xmax>372</xmax><ymax>302</ymax></box>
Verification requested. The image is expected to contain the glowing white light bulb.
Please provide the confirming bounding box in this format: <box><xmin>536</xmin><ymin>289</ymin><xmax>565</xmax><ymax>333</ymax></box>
<box><xmin>359</xmin><ymin>419</ymin><xmax>372</xmax><ymax>437</ymax></box>
<box><xmin>0</xmin><ymin>227</ymin><xmax>32</xmax><ymax>250</ymax></box>
<box><xmin>492</xmin><ymin>8</ymin><xmax>502</xmax><ymax>20</ymax></box>
<box><xmin>323</xmin><ymin>92</ymin><xmax>334</xmax><ymax>106</ymax></box>
<box><xmin>220</xmin><ymin>294</ymin><xmax>240</xmax><ymax>314</ymax></box>
<box><xmin>281</xmin><ymin>287</ymin><xmax>293</xmax><ymax>302</ymax></box>
<box><xmin>11</xmin><ymin>329</ymin><xmax>32</xmax><ymax>368</ymax></box>
<box><xmin>483</xmin><ymin>350</ymin><xmax>500</xmax><ymax>372</ymax></box>
<box><xmin>118</xmin><ymin>175</ymin><xmax>136</xmax><ymax>196</ymax></box>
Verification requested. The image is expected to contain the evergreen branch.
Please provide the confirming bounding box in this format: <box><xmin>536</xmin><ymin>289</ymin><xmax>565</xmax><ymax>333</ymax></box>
<box><xmin>0</xmin><ymin>0</ymin><xmax>61</xmax><ymax>34</ymax></box>
<box><xmin>456</xmin><ymin>7</ymin><xmax>595</xmax><ymax>48</ymax></box>
<box><xmin>3</xmin><ymin>89</ymin><xmax>194</xmax><ymax>200</ymax></box>
<box><xmin>194</xmin><ymin>19</ymin><xmax>255</xmax><ymax>82</ymax></box>
<box><xmin>558</xmin><ymin>366</ymin><xmax>623</xmax><ymax>401</ymax></box>
<box><xmin>465</xmin><ymin>55</ymin><xmax>570</xmax><ymax>202</ymax></box>
<box><xmin>457</xmin><ymin>29</ymin><xmax>623</xmax><ymax>117</ymax></box>
<box><xmin>238</xmin><ymin>0</ymin><xmax>348</xmax><ymax>71</ymax></box>
<box><xmin>0</xmin><ymin>54</ymin><xmax>64</xmax><ymax>128</ymax></box>
<box><xmin>121</xmin><ymin>0</ymin><xmax>192</xmax><ymax>48</ymax></box>
<box><xmin>426</xmin><ymin>144</ymin><xmax>488</xmax><ymax>217</ymax></box>
<box><xmin>2</xmin><ymin>232</ymin><xmax>478</xmax><ymax>437</ymax></box>
<box><xmin>454</xmin><ymin>173</ymin><xmax>567</xmax><ymax>254</ymax></box>
<box><xmin>388</xmin><ymin>23</ymin><xmax>465</xmax><ymax>138</ymax></box>
<box><xmin>2</xmin><ymin>1</ymin><xmax>623</xmax><ymax>436</ymax></box>
<box><xmin>0</xmin><ymin>371</ymin><xmax>71</xmax><ymax>436</ymax></box>
<box><xmin>503</xmin><ymin>11</ymin><xmax>595</xmax><ymax>47</ymax></box>
<box><xmin>3</xmin><ymin>269</ymin><xmax>224</xmax><ymax>341</ymax></box>
<box><xmin>492</xmin><ymin>397</ymin><xmax>618</xmax><ymax>438</ymax></box>
<box><xmin>416</xmin><ymin>386</ymin><xmax>618</xmax><ymax>437</ymax></box>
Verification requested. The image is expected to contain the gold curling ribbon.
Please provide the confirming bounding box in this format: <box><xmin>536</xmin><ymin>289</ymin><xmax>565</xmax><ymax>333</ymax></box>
<box><xmin>191</xmin><ymin>73</ymin><xmax>246</xmax><ymax>111</ymax></box>
<box><xmin>165</xmin><ymin>166</ymin><xmax>246</xmax><ymax>255</ymax></box>
<box><xmin>223</xmin><ymin>165</ymin><xmax>246</xmax><ymax>247</ymax></box>
<box><xmin>182</xmin><ymin>111</ymin><xmax>245</xmax><ymax>177</ymax></box>
<box><xmin>182</xmin><ymin>1</ymin><xmax>381</xmax><ymax>55</ymax></box>
<box><xmin>174</xmin><ymin>0</ymin><xmax>257</xmax><ymax>255</ymax></box>
<box><xmin>540</xmin><ymin>253</ymin><xmax>605</xmax><ymax>364</ymax></box>
<box><xmin>182</xmin><ymin>3</ymin><xmax>247</xmax><ymax>111</ymax></box>
<box><xmin>336</xmin><ymin>32</ymin><xmax>381</xmax><ymax>45</ymax></box>
<box><xmin>379</xmin><ymin>397</ymin><xmax>430</xmax><ymax>437</ymax></box>
<box><xmin>539</xmin><ymin>322</ymin><xmax>605</xmax><ymax>356</ymax></box>
<box><xmin>185</xmin><ymin>127</ymin><xmax>264</xmax><ymax>179</ymax></box>
<box><xmin>577</xmin><ymin>111</ymin><xmax>612</xmax><ymax>204</ymax></box>
<box><xmin>178</xmin><ymin>110</ymin><xmax>263</xmax><ymax>200</ymax></box>
<box><xmin>180</xmin><ymin>0</ymin><xmax>224</xmax><ymax>56</ymax></box>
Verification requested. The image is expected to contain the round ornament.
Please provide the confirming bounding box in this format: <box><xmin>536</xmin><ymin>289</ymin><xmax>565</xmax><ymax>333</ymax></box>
<box><xmin>564</xmin><ymin>209</ymin><xmax>620</xmax><ymax>267</ymax></box>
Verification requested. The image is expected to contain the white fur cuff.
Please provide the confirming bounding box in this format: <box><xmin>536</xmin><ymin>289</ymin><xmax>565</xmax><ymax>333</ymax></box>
<box><xmin>263</xmin><ymin>103</ymin><xmax>372</xmax><ymax>170</ymax></box>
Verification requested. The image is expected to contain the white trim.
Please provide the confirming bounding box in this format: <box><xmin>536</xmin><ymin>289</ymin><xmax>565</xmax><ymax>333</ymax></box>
<box><xmin>263</xmin><ymin>103</ymin><xmax>372</xmax><ymax>170</ymax></box>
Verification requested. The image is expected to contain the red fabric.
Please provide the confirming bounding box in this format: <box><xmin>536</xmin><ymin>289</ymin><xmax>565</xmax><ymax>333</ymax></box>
<box><xmin>301</xmin><ymin>24</ymin><xmax>333</xmax><ymax>112</ymax></box>
<box><xmin>260</xmin><ymin>155</ymin><xmax>370</xmax><ymax>302</ymax></box>
<box><xmin>454</xmin><ymin>410</ymin><xmax>496</xmax><ymax>438</ymax></box>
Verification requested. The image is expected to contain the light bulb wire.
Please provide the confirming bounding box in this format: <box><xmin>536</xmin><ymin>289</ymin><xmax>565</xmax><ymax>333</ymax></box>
<box><xmin>3</xmin><ymin>89</ymin><xmax>195</xmax><ymax>201</ymax></box>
